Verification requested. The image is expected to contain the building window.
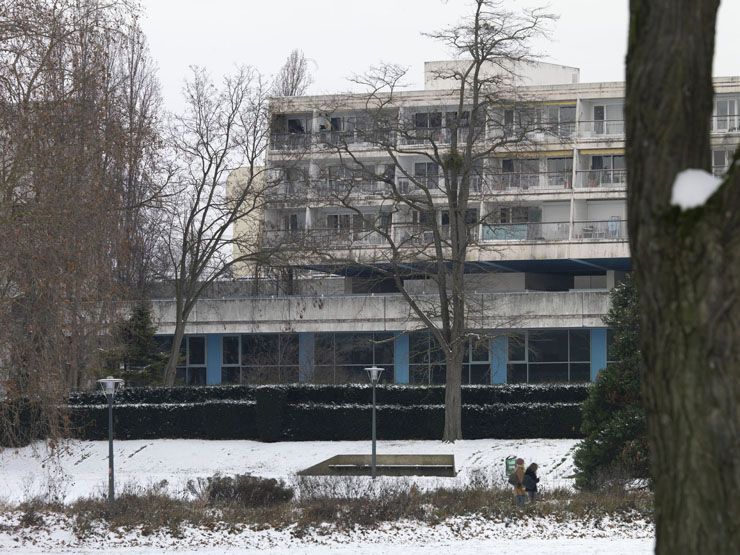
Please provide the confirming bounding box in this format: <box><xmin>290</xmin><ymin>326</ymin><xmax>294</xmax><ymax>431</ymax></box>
<box><xmin>219</xmin><ymin>334</ymin><xmax>299</xmax><ymax>384</ymax></box>
<box><xmin>546</xmin><ymin>157</ymin><xmax>573</xmax><ymax>188</ymax></box>
<box><xmin>506</xmin><ymin>330</ymin><xmax>592</xmax><ymax>384</ymax></box>
<box><xmin>175</xmin><ymin>336</ymin><xmax>207</xmax><ymax>386</ymax></box>
<box><xmin>590</xmin><ymin>155</ymin><xmax>625</xmax><ymax>185</ymax></box>
<box><xmin>712</xmin><ymin>149</ymin><xmax>734</xmax><ymax>177</ymax></box>
<box><xmin>221</xmin><ymin>335</ymin><xmax>241</xmax><ymax>384</ymax></box>
<box><xmin>463</xmin><ymin>337</ymin><xmax>491</xmax><ymax>384</ymax></box>
<box><xmin>408</xmin><ymin>331</ymin><xmax>445</xmax><ymax>385</ymax></box>
<box><xmin>312</xmin><ymin>332</ymin><xmax>394</xmax><ymax>384</ymax></box>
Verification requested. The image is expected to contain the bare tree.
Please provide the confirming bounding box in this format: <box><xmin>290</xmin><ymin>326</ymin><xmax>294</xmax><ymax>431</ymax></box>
<box><xmin>273</xmin><ymin>49</ymin><xmax>314</xmax><ymax>97</ymax></box>
<box><xmin>158</xmin><ymin>66</ymin><xmax>274</xmax><ymax>386</ymax></box>
<box><xmin>625</xmin><ymin>0</ymin><xmax>739</xmax><ymax>552</ymax></box>
<box><xmin>0</xmin><ymin>0</ymin><xmax>164</xmax><ymax>443</ymax></box>
<box><xmin>274</xmin><ymin>0</ymin><xmax>555</xmax><ymax>441</ymax></box>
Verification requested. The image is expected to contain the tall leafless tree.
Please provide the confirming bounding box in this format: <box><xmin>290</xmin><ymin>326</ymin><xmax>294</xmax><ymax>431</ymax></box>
<box><xmin>625</xmin><ymin>0</ymin><xmax>739</xmax><ymax>552</ymax></box>
<box><xmin>158</xmin><ymin>66</ymin><xmax>275</xmax><ymax>386</ymax></box>
<box><xmin>272</xmin><ymin>0</ymin><xmax>555</xmax><ymax>441</ymax></box>
<box><xmin>273</xmin><ymin>49</ymin><xmax>314</xmax><ymax>97</ymax></box>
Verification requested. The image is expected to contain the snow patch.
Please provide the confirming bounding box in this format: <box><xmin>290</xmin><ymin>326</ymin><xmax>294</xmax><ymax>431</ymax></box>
<box><xmin>671</xmin><ymin>169</ymin><xmax>722</xmax><ymax>210</ymax></box>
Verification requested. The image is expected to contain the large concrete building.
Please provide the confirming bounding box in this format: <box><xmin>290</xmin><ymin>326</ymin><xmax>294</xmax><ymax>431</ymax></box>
<box><xmin>153</xmin><ymin>61</ymin><xmax>740</xmax><ymax>387</ymax></box>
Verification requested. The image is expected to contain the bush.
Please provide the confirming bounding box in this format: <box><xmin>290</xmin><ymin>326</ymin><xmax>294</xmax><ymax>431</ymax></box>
<box><xmin>206</xmin><ymin>474</ymin><xmax>294</xmax><ymax>508</ymax></box>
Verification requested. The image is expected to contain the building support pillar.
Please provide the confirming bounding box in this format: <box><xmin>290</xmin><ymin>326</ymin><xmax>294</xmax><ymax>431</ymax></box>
<box><xmin>393</xmin><ymin>333</ymin><xmax>409</xmax><ymax>384</ymax></box>
<box><xmin>298</xmin><ymin>332</ymin><xmax>315</xmax><ymax>382</ymax></box>
<box><xmin>491</xmin><ymin>335</ymin><xmax>508</xmax><ymax>384</ymax></box>
<box><xmin>590</xmin><ymin>328</ymin><xmax>608</xmax><ymax>380</ymax></box>
<box><xmin>206</xmin><ymin>334</ymin><xmax>223</xmax><ymax>385</ymax></box>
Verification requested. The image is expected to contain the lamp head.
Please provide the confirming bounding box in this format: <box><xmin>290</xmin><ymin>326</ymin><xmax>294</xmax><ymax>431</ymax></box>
<box><xmin>364</xmin><ymin>366</ymin><xmax>384</xmax><ymax>384</ymax></box>
<box><xmin>97</xmin><ymin>376</ymin><xmax>124</xmax><ymax>398</ymax></box>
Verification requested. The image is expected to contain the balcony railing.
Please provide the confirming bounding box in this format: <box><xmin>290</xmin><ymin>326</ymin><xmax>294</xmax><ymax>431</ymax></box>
<box><xmin>316</xmin><ymin>129</ymin><xmax>396</xmax><ymax>146</ymax></box>
<box><xmin>574</xmin><ymin>169</ymin><xmax>626</xmax><ymax>189</ymax></box>
<box><xmin>263</xmin><ymin>228</ymin><xmax>388</xmax><ymax>248</ymax></box>
<box><xmin>263</xmin><ymin>219</ymin><xmax>628</xmax><ymax>249</ymax></box>
<box><xmin>270</xmin><ymin>132</ymin><xmax>311</xmax><ymax>151</ymax></box>
<box><xmin>318</xmin><ymin>179</ymin><xmax>393</xmax><ymax>197</ymax></box>
<box><xmin>477</xmin><ymin>172</ymin><xmax>573</xmax><ymax>193</ymax></box>
<box><xmin>577</xmin><ymin>120</ymin><xmax>625</xmax><ymax>138</ymax></box>
<box><xmin>572</xmin><ymin>219</ymin><xmax>627</xmax><ymax>240</ymax></box>
<box><xmin>482</xmin><ymin>221</ymin><xmax>570</xmax><ymax>242</ymax></box>
<box><xmin>392</xmin><ymin>223</ymin><xmax>479</xmax><ymax>244</ymax></box>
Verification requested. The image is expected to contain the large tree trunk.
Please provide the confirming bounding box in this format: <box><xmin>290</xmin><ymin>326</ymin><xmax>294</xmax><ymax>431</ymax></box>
<box><xmin>443</xmin><ymin>343</ymin><xmax>464</xmax><ymax>441</ymax></box>
<box><xmin>626</xmin><ymin>1</ymin><xmax>740</xmax><ymax>553</ymax></box>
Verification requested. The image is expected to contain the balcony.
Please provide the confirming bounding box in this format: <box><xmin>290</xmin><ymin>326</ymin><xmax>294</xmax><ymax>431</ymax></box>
<box><xmin>574</xmin><ymin>169</ymin><xmax>626</xmax><ymax>189</ymax></box>
<box><xmin>482</xmin><ymin>222</ymin><xmax>570</xmax><ymax>242</ymax></box>
<box><xmin>316</xmin><ymin>128</ymin><xmax>396</xmax><ymax>147</ymax></box>
<box><xmin>577</xmin><ymin>120</ymin><xmax>625</xmax><ymax>138</ymax></box>
<box><xmin>393</xmin><ymin>223</ymin><xmax>479</xmax><ymax>245</ymax></box>
<box><xmin>476</xmin><ymin>172</ymin><xmax>573</xmax><ymax>193</ymax></box>
<box><xmin>263</xmin><ymin>228</ymin><xmax>387</xmax><ymax>248</ymax></box>
<box><xmin>572</xmin><ymin>219</ymin><xmax>627</xmax><ymax>240</ymax></box>
<box><xmin>271</xmin><ymin>132</ymin><xmax>311</xmax><ymax>151</ymax></box>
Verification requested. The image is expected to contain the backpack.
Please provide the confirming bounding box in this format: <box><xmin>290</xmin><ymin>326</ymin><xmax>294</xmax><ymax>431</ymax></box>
<box><xmin>508</xmin><ymin>471</ymin><xmax>519</xmax><ymax>486</ymax></box>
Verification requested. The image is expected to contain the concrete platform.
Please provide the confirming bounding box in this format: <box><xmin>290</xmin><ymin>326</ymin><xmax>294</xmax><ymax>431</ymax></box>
<box><xmin>298</xmin><ymin>454</ymin><xmax>456</xmax><ymax>477</ymax></box>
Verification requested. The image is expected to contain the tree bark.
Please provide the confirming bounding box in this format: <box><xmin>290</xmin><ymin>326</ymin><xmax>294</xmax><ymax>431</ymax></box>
<box><xmin>626</xmin><ymin>1</ymin><xmax>740</xmax><ymax>553</ymax></box>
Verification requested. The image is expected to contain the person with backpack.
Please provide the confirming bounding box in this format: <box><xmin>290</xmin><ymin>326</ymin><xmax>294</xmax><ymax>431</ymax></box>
<box><xmin>523</xmin><ymin>462</ymin><xmax>540</xmax><ymax>502</ymax></box>
<box><xmin>508</xmin><ymin>457</ymin><xmax>526</xmax><ymax>506</ymax></box>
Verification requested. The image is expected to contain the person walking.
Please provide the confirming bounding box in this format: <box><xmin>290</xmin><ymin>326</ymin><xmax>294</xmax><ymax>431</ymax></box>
<box><xmin>512</xmin><ymin>457</ymin><xmax>526</xmax><ymax>506</ymax></box>
<box><xmin>523</xmin><ymin>462</ymin><xmax>539</xmax><ymax>502</ymax></box>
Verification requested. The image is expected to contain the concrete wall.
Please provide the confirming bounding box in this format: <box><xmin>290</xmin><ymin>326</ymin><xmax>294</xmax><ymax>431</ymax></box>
<box><xmin>151</xmin><ymin>290</ymin><xmax>610</xmax><ymax>335</ymax></box>
<box><xmin>424</xmin><ymin>60</ymin><xmax>580</xmax><ymax>90</ymax></box>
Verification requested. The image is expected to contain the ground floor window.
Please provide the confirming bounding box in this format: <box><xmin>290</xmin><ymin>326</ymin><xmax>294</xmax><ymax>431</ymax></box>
<box><xmin>220</xmin><ymin>333</ymin><xmax>299</xmax><ymax>384</ymax></box>
<box><xmin>409</xmin><ymin>332</ymin><xmax>493</xmax><ymax>385</ymax></box>
<box><xmin>311</xmin><ymin>331</ymin><xmax>394</xmax><ymax>384</ymax></box>
<box><xmin>507</xmin><ymin>329</ymin><xmax>591</xmax><ymax>383</ymax></box>
<box><xmin>175</xmin><ymin>335</ymin><xmax>206</xmax><ymax>386</ymax></box>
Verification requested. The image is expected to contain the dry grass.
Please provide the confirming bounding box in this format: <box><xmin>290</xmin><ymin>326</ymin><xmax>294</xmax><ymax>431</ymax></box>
<box><xmin>7</xmin><ymin>474</ymin><xmax>653</xmax><ymax>539</ymax></box>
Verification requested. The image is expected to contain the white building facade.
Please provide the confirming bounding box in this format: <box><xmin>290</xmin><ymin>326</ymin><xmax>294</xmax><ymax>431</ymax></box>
<box><xmin>153</xmin><ymin>62</ymin><xmax>740</xmax><ymax>387</ymax></box>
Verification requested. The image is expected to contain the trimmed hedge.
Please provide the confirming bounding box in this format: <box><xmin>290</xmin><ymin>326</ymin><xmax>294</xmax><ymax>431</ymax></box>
<box><xmin>4</xmin><ymin>384</ymin><xmax>588</xmax><ymax>443</ymax></box>
<box><xmin>67</xmin><ymin>383</ymin><xmax>588</xmax><ymax>407</ymax></box>
<box><xmin>282</xmin><ymin>402</ymin><xmax>581</xmax><ymax>441</ymax></box>
<box><xmin>68</xmin><ymin>385</ymin><xmax>256</xmax><ymax>406</ymax></box>
<box><xmin>69</xmin><ymin>401</ymin><xmax>257</xmax><ymax>440</ymax></box>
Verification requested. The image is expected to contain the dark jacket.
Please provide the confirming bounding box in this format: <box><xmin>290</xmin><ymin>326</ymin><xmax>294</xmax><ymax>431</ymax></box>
<box><xmin>523</xmin><ymin>469</ymin><xmax>539</xmax><ymax>492</ymax></box>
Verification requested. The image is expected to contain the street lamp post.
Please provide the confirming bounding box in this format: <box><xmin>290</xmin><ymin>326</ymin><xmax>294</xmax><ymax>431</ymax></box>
<box><xmin>364</xmin><ymin>366</ymin><xmax>384</xmax><ymax>479</ymax></box>
<box><xmin>97</xmin><ymin>376</ymin><xmax>124</xmax><ymax>504</ymax></box>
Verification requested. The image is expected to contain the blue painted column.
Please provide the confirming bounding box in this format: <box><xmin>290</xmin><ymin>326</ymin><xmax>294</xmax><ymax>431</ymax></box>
<box><xmin>590</xmin><ymin>328</ymin><xmax>607</xmax><ymax>381</ymax></box>
<box><xmin>206</xmin><ymin>334</ymin><xmax>223</xmax><ymax>385</ymax></box>
<box><xmin>491</xmin><ymin>335</ymin><xmax>508</xmax><ymax>384</ymax></box>
<box><xmin>298</xmin><ymin>332</ymin><xmax>314</xmax><ymax>382</ymax></box>
<box><xmin>393</xmin><ymin>333</ymin><xmax>409</xmax><ymax>384</ymax></box>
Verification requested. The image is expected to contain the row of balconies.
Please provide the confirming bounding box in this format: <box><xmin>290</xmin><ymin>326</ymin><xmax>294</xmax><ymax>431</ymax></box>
<box><xmin>262</xmin><ymin>219</ymin><xmax>627</xmax><ymax>249</ymax></box>
<box><xmin>269</xmin><ymin>114</ymin><xmax>739</xmax><ymax>152</ymax></box>
<box><xmin>267</xmin><ymin>169</ymin><xmax>626</xmax><ymax>201</ymax></box>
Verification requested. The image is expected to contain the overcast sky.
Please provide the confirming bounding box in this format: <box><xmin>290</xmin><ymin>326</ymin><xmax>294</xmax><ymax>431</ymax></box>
<box><xmin>140</xmin><ymin>0</ymin><xmax>740</xmax><ymax>112</ymax></box>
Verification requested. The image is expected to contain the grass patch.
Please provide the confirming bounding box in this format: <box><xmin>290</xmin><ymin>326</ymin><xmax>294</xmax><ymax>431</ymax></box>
<box><xmin>7</xmin><ymin>473</ymin><xmax>653</xmax><ymax>539</ymax></box>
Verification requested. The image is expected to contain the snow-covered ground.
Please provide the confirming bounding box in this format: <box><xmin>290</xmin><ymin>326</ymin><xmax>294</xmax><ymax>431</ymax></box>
<box><xmin>0</xmin><ymin>438</ymin><xmax>579</xmax><ymax>504</ymax></box>
<box><xmin>0</xmin><ymin>439</ymin><xmax>654</xmax><ymax>554</ymax></box>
